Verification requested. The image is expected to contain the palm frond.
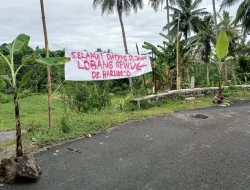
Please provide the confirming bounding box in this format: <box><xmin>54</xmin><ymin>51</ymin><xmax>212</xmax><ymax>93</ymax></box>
<box><xmin>220</xmin><ymin>0</ymin><xmax>242</xmax><ymax>9</ymax></box>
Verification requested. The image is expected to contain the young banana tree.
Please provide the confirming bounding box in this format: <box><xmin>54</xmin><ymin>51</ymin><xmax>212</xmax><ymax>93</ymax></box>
<box><xmin>214</xmin><ymin>31</ymin><xmax>229</xmax><ymax>100</ymax></box>
<box><xmin>0</xmin><ymin>34</ymin><xmax>69</xmax><ymax>157</ymax></box>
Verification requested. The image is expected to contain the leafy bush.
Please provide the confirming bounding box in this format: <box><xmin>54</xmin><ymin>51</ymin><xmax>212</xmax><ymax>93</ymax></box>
<box><xmin>0</xmin><ymin>92</ymin><xmax>12</xmax><ymax>103</ymax></box>
<box><xmin>140</xmin><ymin>99</ymin><xmax>151</xmax><ymax>109</ymax></box>
<box><xmin>119</xmin><ymin>95</ymin><xmax>138</xmax><ymax>112</ymax></box>
<box><xmin>60</xmin><ymin>117</ymin><xmax>70</xmax><ymax>134</ymax></box>
<box><xmin>60</xmin><ymin>81</ymin><xmax>111</xmax><ymax>113</ymax></box>
<box><xmin>238</xmin><ymin>56</ymin><xmax>250</xmax><ymax>82</ymax></box>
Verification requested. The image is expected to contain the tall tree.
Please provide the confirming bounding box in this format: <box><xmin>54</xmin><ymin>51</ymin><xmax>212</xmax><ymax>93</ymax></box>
<box><xmin>93</xmin><ymin>0</ymin><xmax>143</xmax><ymax>54</ymax></box>
<box><xmin>220</xmin><ymin>0</ymin><xmax>250</xmax><ymax>36</ymax></box>
<box><xmin>93</xmin><ymin>0</ymin><xmax>143</xmax><ymax>93</ymax></box>
<box><xmin>164</xmin><ymin>0</ymin><xmax>209</xmax><ymax>41</ymax></box>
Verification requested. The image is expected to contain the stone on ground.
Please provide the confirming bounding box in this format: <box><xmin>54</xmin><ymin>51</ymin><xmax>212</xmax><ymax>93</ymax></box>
<box><xmin>16</xmin><ymin>155</ymin><xmax>42</xmax><ymax>180</ymax></box>
<box><xmin>0</xmin><ymin>157</ymin><xmax>17</xmax><ymax>183</ymax></box>
<box><xmin>0</xmin><ymin>155</ymin><xmax>42</xmax><ymax>184</ymax></box>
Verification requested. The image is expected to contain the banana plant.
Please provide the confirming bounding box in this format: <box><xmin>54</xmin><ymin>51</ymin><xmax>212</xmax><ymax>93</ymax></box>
<box><xmin>215</xmin><ymin>31</ymin><xmax>229</xmax><ymax>100</ymax></box>
<box><xmin>0</xmin><ymin>34</ymin><xmax>70</xmax><ymax>157</ymax></box>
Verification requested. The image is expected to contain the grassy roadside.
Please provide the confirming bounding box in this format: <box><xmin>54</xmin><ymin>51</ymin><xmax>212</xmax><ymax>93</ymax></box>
<box><xmin>1</xmin><ymin>88</ymin><xmax>250</xmax><ymax>158</ymax></box>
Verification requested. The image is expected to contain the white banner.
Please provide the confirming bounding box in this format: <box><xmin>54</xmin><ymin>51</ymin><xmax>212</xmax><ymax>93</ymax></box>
<box><xmin>65</xmin><ymin>50</ymin><xmax>152</xmax><ymax>81</ymax></box>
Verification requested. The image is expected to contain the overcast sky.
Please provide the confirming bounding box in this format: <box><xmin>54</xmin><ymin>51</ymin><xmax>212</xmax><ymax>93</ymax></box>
<box><xmin>0</xmin><ymin>0</ymin><xmax>240</xmax><ymax>54</ymax></box>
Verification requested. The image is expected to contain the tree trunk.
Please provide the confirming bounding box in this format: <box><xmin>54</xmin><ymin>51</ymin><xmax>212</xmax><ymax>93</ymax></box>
<box><xmin>166</xmin><ymin>0</ymin><xmax>170</xmax><ymax>34</ymax></box>
<box><xmin>212</xmin><ymin>0</ymin><xmax>218</xmax><ymax>39</ymax></box>
<box><xmin>207</xmin><ymin>63</ymin><xmax>210</xmax><ymax>86</ymax></box>
<box><xmin>118</xmin><ymin>9</ymin><xmax>133</xmax><ymax>94</ymax></box>
<box><xmin>118</xmin><ymin>10</ymin><xmax>128</xmax><ymax>54</ymax></box>
<box><xmin>14</xmin><ymin>91</ymin><xmax>23</xmax><ymax>157</ymax></box>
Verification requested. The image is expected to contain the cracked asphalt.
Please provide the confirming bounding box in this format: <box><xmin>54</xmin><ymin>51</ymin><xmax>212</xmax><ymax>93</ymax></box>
<box><xmin>3</xmin><ymin>100</ymin><xmax>250</xmax><ymax>190</ymax></box>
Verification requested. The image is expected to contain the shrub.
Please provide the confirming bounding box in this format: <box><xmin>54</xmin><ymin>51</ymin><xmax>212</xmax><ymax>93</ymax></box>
<box><xmin>60</xmin><ymin>117</ymin><xmax>70</xmax><ymax>134</ymax></box>
<box><xmin>60</xmin><ymin>81</ymin><xmax>111</xmax><ymax>113</ymax></box>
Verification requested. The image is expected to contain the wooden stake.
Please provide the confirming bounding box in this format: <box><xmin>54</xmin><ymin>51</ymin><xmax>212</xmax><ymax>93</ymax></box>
<box><xmin>136</xmin><ymin>43</ymin><xmax>148</xmax><ymax>95</ymax></box>
<box><xmin>176</xmin><ymin>13</ymin><xmax>180</xmax><ymax>90</ymax></box>
<box><xmin>40</xmin><ymin>0</ymin><xmax>52</xmax><ymax>128</ymax></box>
<box><xmin>154</xmin><ymin>52</ymin><xmax>157</xmax><ymax>94</ymax></box>
<box><xmin>151</xmin><ymin>48</ymin><xmax>155</xmax><ymax>94</ymax></box>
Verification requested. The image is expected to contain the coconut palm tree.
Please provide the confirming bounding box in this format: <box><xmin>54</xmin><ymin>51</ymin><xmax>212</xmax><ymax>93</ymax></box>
<box><xmin>93</xmin><ymin>0</ymin><xmax>143</xmax><ymax>93</ymax></box>
<box><xmin>164</xmin><ymin>0</ymin><xmax>210</xmax><ymax>42</ymax></box>
<box><xmin>221</xmin><ymin>0</ymin><xmax>250</xmax><ymax>36</ymax></box>
<box><xmin>93</xmin><ymin>0</ymin><xmax>143</xmax><ymax>54</ymax></box>
<box><xmin>149</xmin><ymin>0</ymin><xmax>176</xmax><ymax>33</ymax></box>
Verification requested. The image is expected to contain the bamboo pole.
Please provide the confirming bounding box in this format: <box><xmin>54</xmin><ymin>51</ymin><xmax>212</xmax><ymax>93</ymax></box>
<box><xmin>136</xmin><ymin>43</ymin><xmax>148</xmax><ymax>95</ymax></box>
<box><xmin>151</xmin><ymin>48</ymin><xmax>155</xmax><ymax>94</ymax></box>
<box><xmin>154</xmin><ymin>52</ymin><xmax>157</xmax><ymax>94</ymax></box>
<box><xmin>40</xmin><ymin>0</ymin><xmax>52</xmax><ymax>128</ymax></box>
<box><xmin>176</xmin><ymin>13</ymin><xmax>180</xmax><ymax>90</ymax></box>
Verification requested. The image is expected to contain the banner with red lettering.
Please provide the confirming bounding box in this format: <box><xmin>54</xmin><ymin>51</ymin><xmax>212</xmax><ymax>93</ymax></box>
<box><xmin>65</xmin><ymin>50</ymin><xmax>152</xmax><ymax>81</ymax></box>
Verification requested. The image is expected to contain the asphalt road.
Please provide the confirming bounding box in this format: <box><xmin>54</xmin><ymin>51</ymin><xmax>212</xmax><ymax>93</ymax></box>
<box><xmin>4</xmin><ymin>100</ymin><xmax>250</xmax><ymax>190</ymax></box>
<box><xmin>0</xmin><ymin>130</ymin><xmax>26</xmax><ymax>143</ymax></box>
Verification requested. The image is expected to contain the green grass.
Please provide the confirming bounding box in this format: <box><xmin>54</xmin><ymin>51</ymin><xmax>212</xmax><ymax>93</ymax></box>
<box><xmin>1</xmin><ymin>88</ymin><xmax>250</xmax><ymax>151</ymax></box>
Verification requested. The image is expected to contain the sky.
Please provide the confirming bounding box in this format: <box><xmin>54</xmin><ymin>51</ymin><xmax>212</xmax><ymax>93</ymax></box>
<box><xmin>0</xmin><ymin>0</ymin><xmax>240</xmax><ymax>54</ymax></box>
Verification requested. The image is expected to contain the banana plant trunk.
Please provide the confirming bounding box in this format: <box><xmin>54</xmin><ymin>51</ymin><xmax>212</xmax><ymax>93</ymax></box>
<box><xmin>118</xmin><ymin>9</ymin><xmax>133</xmax><ymax>94</ymax></box>
<box><xmin>218</xmin><ymin>78</ymin><xmax>222</xmax><ymax>99</ymax></box>
<box><xmin>14</xmin><ymin>90</ymin><xmax>23</xmax><ymax>157</ymax></box>
<box><xmin>218</xmin><ymin>63</ymin><xmax>223</xmax><ymax>99</ymax></box>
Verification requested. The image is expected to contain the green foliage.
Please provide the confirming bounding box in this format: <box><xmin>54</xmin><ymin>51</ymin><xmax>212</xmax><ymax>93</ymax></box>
<box><xmin>164</xmin><ymin>0</ymin><xmax>209</xmax><ymax>41</ymax></box>
<box><xmin>18</xmin><ymin>71</ymin><xmax>32</xmax><ymax>93</ymax></box>
<box><xmin>7</xmin><ymin>34</ymin><xmax>30</xmax><ymax>53</ymax></box>
<box><xmin>223</xmin><ymin>87</ymin><xmax>250</xmax><ymax>97</ymax></box>
<box><xmin>221</xmin><ymin>0</ymin><xmax>250</xmax><ymax>36</ymax></box>
<box><xmin>0</xmin><ymin>34</ymin><xmax>32</xmax><ymax>95</ymax></box>
<box><xmin>216</xmin><ymin>31</ymin><xmax>229</xmax><ymax>59</ymax></box>
<box><xmin>60</xmin><ymin>117</ymin><xmax>71</xmax><ymax>134</ymax></box>
<box><xmin>0</xmin><ymin>75</ymin><xmax>11</xmax><ymax>86</ymax></box>
<box><xmin>93</xmin><ymin>0</ymin><xmax>143</xmax><ymax>15</ymax></box>
<box><xmin>36</xmin><ymin>57</ymin><xmax>70</xmax><ymax>66</ymax></box>
<box><xmin>140</xmin><ymin>99</ymin><xmax>151</xmax><ymax>109</ymax></box>
<box><xmin>238</xmin><ymin>55</ymin><xmax>250</xmax><ymax>81</ymax></box>
<box><xmin>60</xmin><ymin>81</ymin><xmax>111</xmax><ymax>113</ymax></box>
<box><xmin>238</xmin><ymin>56</ymin><xmax>250</xmax><ymax>73</ymax></box>
<box><xmin>118</xmin><ymin>95</ymin><xmax>138</xmax><ymax>112</ymax></box>
<box><xmin>0</xmin><ymin>93</ymin><xmax>12</xmax><ymax>103</ymax></box>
